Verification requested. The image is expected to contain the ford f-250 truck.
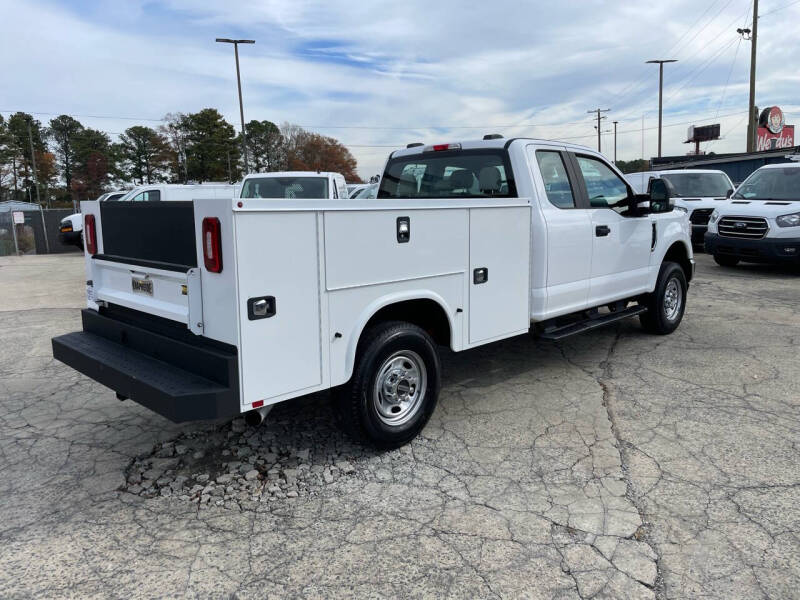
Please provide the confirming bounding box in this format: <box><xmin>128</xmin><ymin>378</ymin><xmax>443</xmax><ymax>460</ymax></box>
<box><xmin>52</xmin><ymin>137</ymin><xmax>693</xmax><ymax>447</ymax></box>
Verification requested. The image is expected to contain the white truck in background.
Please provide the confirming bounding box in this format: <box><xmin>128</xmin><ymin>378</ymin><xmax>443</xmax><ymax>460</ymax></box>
<box><xmin>625</xmin><ymin>169</ymin><xmax>735</xmax><ymax>246</ymax></box>
<box><xmin>52</xmin><ymin>138</ymin><xmax>693</xmax><ymax>447</ymax></box>
<box><xmin>59</xmin><ymin>184</ymin><xmax>239</xmax><ymax>248</ymax></box>
<box><xmin>59</xmin><ymin>191</ymin><xmax>127</xmax><ymax>247</ymax></box>
<box><xmin>240</xmin><ymin>171</ymin><xmax>348</xmax><ymax>200</ymax></box>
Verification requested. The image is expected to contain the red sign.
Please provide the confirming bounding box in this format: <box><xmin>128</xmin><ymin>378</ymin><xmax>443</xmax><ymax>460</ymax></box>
<box><xmin>756</xmin><ymin>106</ymin><xmax>794</xmax><ymax>151</ymax></box>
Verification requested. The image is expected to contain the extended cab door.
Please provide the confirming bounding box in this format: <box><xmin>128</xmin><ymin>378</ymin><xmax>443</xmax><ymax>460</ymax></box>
<box><xmin>527</xmin><ymin>145</ymin><xmax>592</xmax><ymax>316</ymax></box>
<box><xmin>569</xmin><ymin>153</ymin><xmax>652</xmax><ymax>306</ymax></box>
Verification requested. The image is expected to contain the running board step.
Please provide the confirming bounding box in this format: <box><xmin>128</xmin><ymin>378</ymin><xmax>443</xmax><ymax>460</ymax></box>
<box><xmin>538</xmin><ymin>305</ymin><xmax>647</xmax><ymax>341</ymax></box>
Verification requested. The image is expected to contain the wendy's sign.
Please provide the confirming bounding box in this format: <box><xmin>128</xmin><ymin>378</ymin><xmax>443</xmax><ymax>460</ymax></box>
<box><xmin>756</xmin><ymin>106</ymin><xmax>794</xmax><ymax>151</ymax></box>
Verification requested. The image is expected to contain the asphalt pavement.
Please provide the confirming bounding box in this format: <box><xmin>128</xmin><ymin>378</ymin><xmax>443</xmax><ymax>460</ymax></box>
<box><xmin>0</xmin><ymin>253</ymin><xmax>798</xmax><ymax>599</ymax></box>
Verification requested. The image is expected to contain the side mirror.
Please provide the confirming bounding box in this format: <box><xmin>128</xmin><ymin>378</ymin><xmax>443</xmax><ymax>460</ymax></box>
<box><xmin>648</xmin><ymin>178</ymin><xmax>674</xmax><ymax>213</ymax></box>
<box><xmin>725</xmin><ymin>188</ymin><xmax>733</xmax><ymax>198</ymax></box>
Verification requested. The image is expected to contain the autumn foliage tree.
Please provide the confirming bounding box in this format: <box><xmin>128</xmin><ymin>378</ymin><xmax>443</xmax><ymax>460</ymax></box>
<box><xmin>282</xmin><ymin>123</ymin><xmax>360</xmax><ymax>182</ymax></box>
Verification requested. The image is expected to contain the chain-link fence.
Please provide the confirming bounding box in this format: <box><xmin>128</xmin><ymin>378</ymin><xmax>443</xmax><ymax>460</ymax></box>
<box><xmin>0</xmin><ymin>202</ymin><xmax>81</xmax><ymax>257</ymax></box>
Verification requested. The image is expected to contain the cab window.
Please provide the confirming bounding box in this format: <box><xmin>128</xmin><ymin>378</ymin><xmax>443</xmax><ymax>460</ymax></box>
<box><xmin>575</xmin><ymin>156</ymin><xmax>629</xmax><ymax>209</ymax></box>
<box><xmin>378</xmin><ymin>150</ymin><xmax>515</xmax><ymax>198</ymax></box>
<box><xmin>535</xmin><ymin>151</ymin><xmax>575</xmax><ymax>208</ymax></box>
<box><xmin>131</xmin><ymin>190</ymin><xmax>161</xmax><ymax>202</ymax></box>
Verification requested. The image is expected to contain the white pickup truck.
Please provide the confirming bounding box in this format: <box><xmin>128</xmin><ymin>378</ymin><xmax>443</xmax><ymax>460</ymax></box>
<box><xmin>705</xmin><ymin>161</ymin><xmax>800</xmax><ymax>266</ymax></box>
<box><xmin>626</xmin><ymin>169</ymin><xmax>735</xmax><ymax>245</ymax></box>
<box><xmin>52</xmin><ymin>137</ymin><xmax>693</xmax><ymax>447</ymax></box>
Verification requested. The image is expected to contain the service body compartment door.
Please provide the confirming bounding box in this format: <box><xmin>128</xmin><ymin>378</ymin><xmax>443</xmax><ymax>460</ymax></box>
<box><xmin>468</xmin><ymin>206</ymin><xmax>531</xmax><ymax>345</ymax></box>
<box><xmin>235</xmin><ymin>211</ymin><xmax>322</xmax><ymax>406</ymax></box>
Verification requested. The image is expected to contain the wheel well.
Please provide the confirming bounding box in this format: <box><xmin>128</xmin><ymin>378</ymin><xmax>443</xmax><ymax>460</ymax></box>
<box><xmin>664</xmin><ymin>242</ymin><xmax>693</xmax><ymax>282</ymax></box>
<box><xmin>363</xmin><ymin>299</ymin><xmax>452</xmax><ymax>346</ymax></box>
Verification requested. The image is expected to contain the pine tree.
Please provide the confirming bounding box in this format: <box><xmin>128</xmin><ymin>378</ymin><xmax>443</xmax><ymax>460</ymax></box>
<box><xmin>117</xmin><ymin>125</ymin><xmax>171</xmax><ymax>185</ymax></box>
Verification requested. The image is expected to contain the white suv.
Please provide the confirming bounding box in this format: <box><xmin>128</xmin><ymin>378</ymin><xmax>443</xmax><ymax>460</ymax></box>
<box><xmin>704</xmin><ymin>162</ymin><xmax>800</xmax><ymax>266</ymax></box>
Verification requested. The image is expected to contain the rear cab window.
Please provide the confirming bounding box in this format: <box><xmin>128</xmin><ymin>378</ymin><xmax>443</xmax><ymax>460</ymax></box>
<box><xmin>241</xmin><ymin>177</ymin><xmax>329</xmax><ymax>199</ymax></box>
<box><xmin>535</xmin><ymin>150</ymin><xmax>576</xmax><ymax>208</ymax></box>
<box><xmin>378</xmin><ymin>149</ymin><xmax>516</xmax><ymax>198</ymax></box>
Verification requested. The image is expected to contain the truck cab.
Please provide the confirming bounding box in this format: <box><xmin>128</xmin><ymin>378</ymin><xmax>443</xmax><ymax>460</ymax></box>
<box><xmin>626</xmin><ymin>169</ymin><xmax>735</xmax><ymax>245</ymax></box>
<box><xmin>53</xmin><ymin>140</ymin><xmax>692</xmax><ymax>448</ymax></box>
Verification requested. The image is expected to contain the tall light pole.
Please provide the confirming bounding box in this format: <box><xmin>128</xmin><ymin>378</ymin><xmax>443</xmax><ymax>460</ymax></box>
<box><xmin>216</xmin><ymin>38</ymin><xmax>255</xmax><ymax>174</ymax></box>
<box><xmin>646</xmin><ymin>59</ymin><xmax>677</xmax><ymax>158</ymax></box>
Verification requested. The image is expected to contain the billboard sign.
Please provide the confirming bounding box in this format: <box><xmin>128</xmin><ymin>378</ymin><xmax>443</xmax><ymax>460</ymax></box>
<box><xmin>756</xmin><ymin>106</ymin><xmax>794</xmax><ymax>151</ymax></box>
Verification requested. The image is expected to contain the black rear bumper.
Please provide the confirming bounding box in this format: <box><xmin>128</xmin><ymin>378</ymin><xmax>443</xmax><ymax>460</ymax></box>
<box><xmin>704</xmin><ymin>232</ymin><xmax>800</xmax><ymax>264</ymax></box>
<box><xmin>52</xmin><ymin>308</ymin><xmax>240</xmax><ymax>422</ymax></box>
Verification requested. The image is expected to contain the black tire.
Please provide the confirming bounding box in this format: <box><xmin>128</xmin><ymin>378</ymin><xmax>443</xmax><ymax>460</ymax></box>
<box><xmin>714</xmin><ymin>254</ymin><xmax>739</xmax><ymax>267</ymax></box>
<box><xmin>639</xmin><ymin>261</ymin><xmax>687</xmax><ymax>335</ymax></box>
<box><xmin>334</xmin><ymin>321</ymin><xmax>441</xmax><ymax>448</ymax></box>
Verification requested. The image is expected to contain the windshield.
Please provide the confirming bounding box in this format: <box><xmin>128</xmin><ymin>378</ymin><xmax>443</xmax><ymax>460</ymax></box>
<box><xmin>241</xmin><ymin>177</ymin><xmax>328</xmax><ymax>199</ymax></box>
<box><xmin>378</xmin><ymin>149</ymin><xmax>515</xmax><ymax>198</ymax></box>
<box><xmin>733</xmin><ymin>167</ymin><xmax>800</xmax><ymax>201</ymax></box>
<box><xmin>660</xmin><ymin>172</ymin><xmax>732</xmax><ymax>197</ymax></box>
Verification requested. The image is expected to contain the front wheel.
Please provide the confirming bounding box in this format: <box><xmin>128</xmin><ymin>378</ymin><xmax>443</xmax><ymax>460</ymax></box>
<box><xmin>639</xmin><ymin>261</ymin><xmax>687</xmax><ymax>335</ymax></box>
<box><xmin>714</xmin><ymin>254</ymin><xmax>739</xmax><ymax>267</ymax></box>
<box><xmin>334</xmin><ymin>321</ymin><xmax>441</xmax><ymax>448</ymax></box>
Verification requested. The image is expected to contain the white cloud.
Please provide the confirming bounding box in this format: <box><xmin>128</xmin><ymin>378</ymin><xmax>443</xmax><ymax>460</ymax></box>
<box><xmin>2</xmin><ymin>0</ymin><xmax>799</xmax><ymax>177</ymax></box>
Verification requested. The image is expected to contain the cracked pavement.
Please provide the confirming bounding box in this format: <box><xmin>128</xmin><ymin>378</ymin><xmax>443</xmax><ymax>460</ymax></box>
<box><xmin>1</xmin><ymin>253</ymin><xmax>798</xmax><ymax>598</ymax></box>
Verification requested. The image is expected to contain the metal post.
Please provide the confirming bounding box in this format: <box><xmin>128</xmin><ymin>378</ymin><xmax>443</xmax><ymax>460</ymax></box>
<box><xmin>746</xmin><ymin>0</ymin><xmax>758</xmax><ymax>152</ymax></box>
<box><xmin>39</xmin><ymin>207</ymin><xmax>50</xmax><ymax>254</ymax></box>
<box><xmin>216</xmin><ymin>38</ymin><xmax>255</xmax><ymax>175</ymax></box>
<box><xmin>613</xmin><ymin>121</ymin><xmax>618</xmax><ymax>163</ymax></box>
<box><xmin>27</xmin><ymin>119</ymin><xmax>42</xmax><ymax>206</ymax></box>
<box><xmin>11</xmin><ymin>218</ymin><xmax>19</xmax><ymax>256</ymax></box>
<box><xmin>233</xmin><ymin>43</ymin><xmax>248</xmax><ymax>173</ymax></box>
<box><xmin>646</xmin><ymin>59</ymin><xmax>677</xmax><ymax>158</ymax></box>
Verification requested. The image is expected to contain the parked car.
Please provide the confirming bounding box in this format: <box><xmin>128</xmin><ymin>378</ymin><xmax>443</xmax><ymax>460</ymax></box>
<box><xmin>52</xmin><ymin>136</ymin><xmax>692</xmax><ymax>447</ymax></box>
<box><xmin>351</xmin><ymin>183</ymin><xmax>378</xmax><ymax>199</ymax></box>
<box><xmin>59</xmin><ymin>191</ymin><xmax>127</xmax><ymax>247</ymax></box>
<box><xmin>241</xmin><ymin>172</ymin><xmax>347</xmax><ymax>199</ymax></box>
<box><xmin>704</xmin><ymin>162</ymin><xmax>800</xmax><ymax>266</ymax></box>
<box><xmin>625</xmin><ymin>169</ymin><xmax>734</xmax><ymax>245</ymax></box>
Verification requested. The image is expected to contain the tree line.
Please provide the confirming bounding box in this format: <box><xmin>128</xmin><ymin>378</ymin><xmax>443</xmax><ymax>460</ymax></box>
<box><xmin>0</xmin><ymin>109</ymin><xmax>361</xmax><ymax>207</ymax></box>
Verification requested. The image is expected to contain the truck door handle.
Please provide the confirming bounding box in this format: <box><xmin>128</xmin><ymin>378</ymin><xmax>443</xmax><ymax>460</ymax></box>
<box><xmin>595</xmin><ymin>225</ymin><xmax>611</xmax><ymax>237</ymax></box>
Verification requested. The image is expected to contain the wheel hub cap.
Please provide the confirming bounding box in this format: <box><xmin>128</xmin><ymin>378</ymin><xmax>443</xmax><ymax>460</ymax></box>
<box><xmin>373</xmin><ymin>351</ymin><xmax>427</xmax><ymax>426</ymax></box>
<box><xmin>663</xmin><ymin>278</ymin><xmax>682</xmax><ymax>321</ymax></box>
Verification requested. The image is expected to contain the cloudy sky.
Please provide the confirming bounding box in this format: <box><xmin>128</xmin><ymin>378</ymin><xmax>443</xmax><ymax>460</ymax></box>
<box><xmin>2</xmin><ymin>0</ymin><xmax>799</xmax><ymax>178</ymax></box>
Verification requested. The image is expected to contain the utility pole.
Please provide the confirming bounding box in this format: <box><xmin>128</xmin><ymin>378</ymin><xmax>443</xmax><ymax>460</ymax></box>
<box><xmin>27</xmin><ymin>118</ymin><xmax>42</xmax><ymax>206</ymax></box>
<box><xmin>739</xmin><ymin>0</ymin><xmax>758</xmax><ymax>152</ymax></box>
<box><xmin>646</xmin><ymin>59</ymin><xmax>677</xmax><ymax>158</ymax></box>
<box><xmin>588</xmin><ymin>108</ymin><xmax>610</xmax><ymax>152</ymax></box>
<box><xmin>612</xmin><ymin>121</ymin><xmax>618</xmax><ymax>164</ymax></box>
<box><xmin>216</xmin><ymin>38</ymin><xmax>255</xmax><ymax>174</ymax></box>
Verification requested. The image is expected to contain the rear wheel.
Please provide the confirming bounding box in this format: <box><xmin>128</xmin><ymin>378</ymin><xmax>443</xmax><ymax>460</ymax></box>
<box><xmin>714</xmin><ymin>254</ymin><xmax>739</xmax><ymax>267</ymax></box>
<box><xmin>639</xmin><ymin>261</ymin><xmax>687</xmax><ymax>335</ymax></box>
<box><xmin>334</xmin><ymin>321</ymin><xmax>441</xmax><ymax>448</ymax></box>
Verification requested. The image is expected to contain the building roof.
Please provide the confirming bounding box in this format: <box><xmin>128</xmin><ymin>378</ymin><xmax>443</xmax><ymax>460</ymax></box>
<box><xmin>652</xmin><ymin>145</ymin><xmax>800</xmax><ymax>169</ymax></box>
<box><xmin>0</xmin><ymin>201</ymin><xmax>42</xmax><ymax>213</ymax></box>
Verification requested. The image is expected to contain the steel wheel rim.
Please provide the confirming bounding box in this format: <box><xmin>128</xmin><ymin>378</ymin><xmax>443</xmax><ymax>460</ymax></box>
<box><xmin>663</xmin><ymin>277</ymin><xmax>682</xmax><ymax>321</ymax></box>
<box><xmin>373</xmin><ymin>350</ymin><xmax>427</xmax><ymax>426</ymax></box>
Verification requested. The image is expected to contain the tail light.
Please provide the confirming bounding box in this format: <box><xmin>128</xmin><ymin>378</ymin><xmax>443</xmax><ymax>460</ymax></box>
<box><xmin>425</xmin><ymin>142</ymin><xmax>462</xmax><ymax>152</ymax></box>
<box><xmin>202</xmin><ymin>217</ymin><xmax>222</xmax><ymax>273</ymax></box>
<box><xmin>84</xmin><ymin>214</ymin><xmax>98</xmax><ymax>255</ymax></box>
